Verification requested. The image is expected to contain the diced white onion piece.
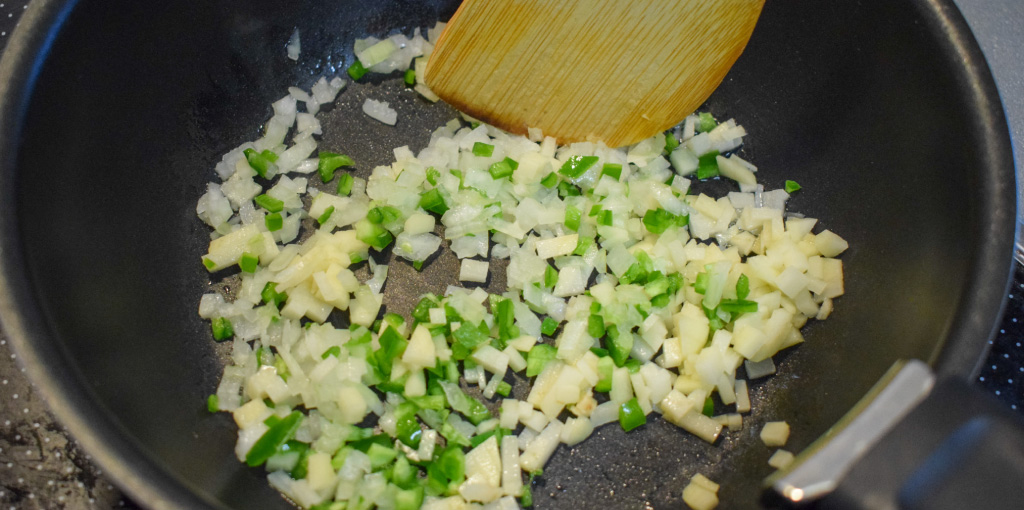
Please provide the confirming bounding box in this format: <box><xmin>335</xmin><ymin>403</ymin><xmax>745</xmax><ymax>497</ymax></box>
<box><xmin>760</xmin><ymin>421</ymin><xmax>790</xmax><ymax>447</ymax></box>
<box><xmin>768</xmin><ymin>449</ymin><xmax>795</xmax><ymax>470</ymax></box>
<box><xmin>362</xmin><ymin>98</ymin><xmax>397</xmax><ymax>125</ymax></box>
<box><xmin>560</xmin><ymin>417</ymin><xmax>594</xmax><ymax>446</ymax></box>
<box><xmin>589</xmin><ymin>401</ymin><xmax>619</xmax><ymax>427</ymax></box>
<box><xmin>744</xmin><ymin>358</ymin><xmax>777</xmax><ymax>380</ymax></box>
<box><xmin>504</xmin><ymin>346</ymin><xmax>527</xmax><ymax>373</ymax></box>
<box><xmin>535</xmin><ymin>234</ymin><xmax>578</xmax><ymax>259</ymax></box>
<box><xmin>286</xmin><ymin>28</ymin><xmax>301</xmax><ymax>61</ymax></box>
<box><xmin>402</xmin><ymin>325</ymin><xmax>437</xmax><ymax>369</ymax></box>
<box><xmin>465</xmin><ymin>435</ymin><xmax>502</xmax><ymax>488</ymax></box>
<box><xmin>460</xmin><ymin>259</ymin><xmax>489</xmax><ymax>283</ymax></box>
<box><xmin>676</xmin><ymin>410</ymin><xmax>723</xmax><ymax>444</ymax></box>
<box><xmin>519</xmin><ymin>420</ymin><xmax>563</xmax><ymax>472</ymax></box>
<box><xmin>471</xmin><ymin>345</ymin><xmax>510</xmax><ymax>376</ymax></box>
<box><xmin>552</xmin><ymin>265</ymin><xmax>589</xmax><ymax>297</ymax></box>
<box><xmin>357</xmin><ymin>38</ymin><xmax>398</xmax><ymax>68</ymax></box>
<box><xmin>500</xmin><ymin>400</ymin><xmax>520</xmax><ymax>429</ymax></box>
<box><xmin>306</xmin><ymin>452</ymin><xmax>335</xmax><ymax>493</ymax></box>
<box><xmin>203</xmin><ymin>224</ymin><xmax>261</xmax><ymax>271</ymax></box>
<box><xmin>609</xmin><ymin>366</ymin><xmax>633</xmax><ymax>404</ymax></box>
<box><xmin>735</xmin><ymin>379</ymin><xmax>751</xmax><ymax>413</ymax></box>
<box><xmin>682</xmin><ymin>476</ymin><xmax>720</xmax><ymax>510</ymax></box>
<box><xmin>500</xmin><ymin>435</ymin><xmax>522</xmax><ymax>496</ymax></box>
<box><xmin>814</xmin><ymin>229</ymin><xmax>849</xmax><ymax>257</ymax></box>
<box><xmin>233</xmin><ymin>398</ymin><xmax>271</xmax><ymax>429</ymax></box>
<box><xmin>717</xmin><ymin>155</ymin><xmax>756</xmax><ymax>185</ymax></box>
<box><xmin>415</xmin><ymin>83</ymin><xmax>440</xmax><ymax>102</ymax></box>
<box><xmin>404</xmin><ymin>212</ymin><xmax>436</xmax><ymax>235</ymax></box>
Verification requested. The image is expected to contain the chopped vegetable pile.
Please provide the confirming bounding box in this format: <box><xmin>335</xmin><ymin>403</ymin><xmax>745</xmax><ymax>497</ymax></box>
<box><xmin>195</xmin><ymin>23</ymin><xmax>847</xmax><ymax>510</ymax></box>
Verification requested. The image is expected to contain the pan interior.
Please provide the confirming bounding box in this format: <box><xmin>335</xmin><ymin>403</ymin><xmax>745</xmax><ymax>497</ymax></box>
<box><xmin>0</xmin><ymin>0</ymin><xmax>1014</xmax><ymax>508</ymax></box>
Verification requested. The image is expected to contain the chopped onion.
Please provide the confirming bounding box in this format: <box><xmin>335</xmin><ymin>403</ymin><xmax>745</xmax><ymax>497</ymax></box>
<box><xmin>197</xmin><ymin>50</ymin><xmax>849</xmax><ymax>509</ymax></box>
<box><xmin>286</xmin><ymin>28</ymin><xmax>301</xmax><ymax>61</ymax></box>
<box><xmin>362</xmin><ymin>98</ymin><xmax>397</xmax><ymax>125</ymax></box>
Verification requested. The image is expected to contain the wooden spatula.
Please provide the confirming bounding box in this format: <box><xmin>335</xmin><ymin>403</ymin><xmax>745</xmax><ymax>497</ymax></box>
<box><xmin>424</xmin><ymin>0</ymin><xmax>764</xmax><ymax>148</ymax></box>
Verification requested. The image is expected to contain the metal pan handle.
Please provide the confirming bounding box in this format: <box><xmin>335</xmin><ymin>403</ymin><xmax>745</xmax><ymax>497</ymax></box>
<box><xmin>763</xmin><ymin>360</ymin><xmax>1024</xmax><ymax>510</ymax></box>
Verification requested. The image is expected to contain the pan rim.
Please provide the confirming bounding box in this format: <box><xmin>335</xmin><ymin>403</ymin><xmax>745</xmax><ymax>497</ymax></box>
<box><xmin>0</xmin><ymin>0</ymin><xmax>1015</xmax><ymax>509</ymax></box>
<box><xmin>0</xmin><ymin>1</ymin><xmax>234</xmax><ymax>508</ymax></box>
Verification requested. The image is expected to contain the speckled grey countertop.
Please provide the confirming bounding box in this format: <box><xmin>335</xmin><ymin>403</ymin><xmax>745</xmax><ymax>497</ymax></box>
<box><xmin>0</xmin><ymin>1</ymin><xmax>1022</xmax><ymax>509</ymax></box>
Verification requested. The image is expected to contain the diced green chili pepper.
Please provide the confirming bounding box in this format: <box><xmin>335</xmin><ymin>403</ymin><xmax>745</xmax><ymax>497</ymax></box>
<box><xmin>697</xmin><ymin>112</ymin><xmax>717</xmax><ymax>133</ymax></box>
<box><xmin>619</xmin><ymin>398</ymin><xmax>646</xmax><ymax>432</ymax></box>
<box><xmin>239</xmin><ymin>252</ymin><xmax>259</xmax><ymax>273</ymax></box>
<box><xmin>525</xmin><ymin>343</ymin><xmax>558</xmax><ymax>377</ymax></box>
<box><xmin>539</xmin><ymin>172</ymin><xmax>559</xmax><ymax>188</ymax></box>
<box><xmin>642</xmin><ymin>208</ymin><xmax>686</xmax><ymax>234</ymax></box>
<box><xmin>601</xmin><ymin>163</ymin><xmax>622</xmax><ymax>180</ymax></box>
<box><xmin>243</xmin><ymin>148</ymin><xmax>277</xmax><ymax>178</ymax></box>
<box><xmin>265</xmin><ymin>213</ymin><xmax>284</xmax><ymax>232</ymax></box>
<box><xmin>564</xmin><ymin>205</ymin><xmax>581</xmax><ymax>231</ymax></box>
<box><xmin>472</xmin><ymin>142</ymin><xmax>494</xmax><ymax>157</ymax></box>
<box><xmin>261</xmin><ymin>282</ymin><xmax>288</xmax><ymax>308</ymax></box>
<box><xmin>318</xmin><ymin>152</ymin><xmax>355</xmax><ymax>183</ymax></box>
<box><xmin>425</xmin><ymin>167</ymin><xmax>441</xmax><ymax>186</ymax></box>
<box><xmin>572</xmin><ymin>236</ymin><xmax>593</xmax><ymax>256</ymax></box>
<box><xmin>664</xmin><ymin>131</ymin><xmax>680</xmax><ymax>153</ymax></box>
<box><xmin>718</xmin><ymin>299</ymin><xmax>758</xmax><ymax>314</ymax></box>
<box><xmin>412</xmin><ymin>295</ymin><xmax>438</xmax><ymax>323</ymax></box>
<box><xmin>211</xmin><ymin>317</ymin><xmax>233</xmax><ymax>341</ymax></box>
<box><xmin>317</xmin><ymin>206</ymin><xmax>335</xmax><ymax>225</ymax></box>
<box><xmin>496</xmin><ymin>381</ymin><xmax>512</xmax><ymax>397</ymax></box>
<box><xmin>395</xmin><ymin>486</ymin><xmax>424</xmax><ymax>510</ymax></box>
<box><xmin>448</xmin><ymin>322</ymin><xmax>485</xmax><ymax>350</ymax></box>
<box><xmin>336</xmin><ymin>173</ymin><xmax>354</xmax><ymax>196</ymax></box>
<box><xmin>419</xmin><ymin>188</ymin><xmax>449</xmax><ymax>215</ymax></box>
<box><xmin>347</xmin><ymin>61</ymin><xmax>368</xmax><ymax>80</ymax></box>
<box><xmin>557</xmin><ymin>181</ymin><xmax>581</xmax><ymax>198</ymax></box>
<box><xmin>367</xmin><ymin>442</ymin><xmax>398</xmax><ymax>470</ymax></box>
<box><xmin>496</xmin><ymin>299</ymin><xmax>518</xmax><ymax>342</ymax></box>
<box><xmin>373</xmin><ymin>326</ymin><xmax>407</xmax><ymax>378</ymax></box>
<box><xmin>605</xmin><ymin>325</ymin><xmax>632</xmax><ymax>367</ymax></box>
<box><xmin>595</xmin><ymin>356</ymin><xmax>614</xmax><ymax>393</ymax></box>
<box><xmin>489</xmin><ymin>157</ymin><xmax>518</xmax><ymax>180</ymax></box>
<box><xmin>254</xmin><ymin>194</ymin><xmax>284</xmax><ymax>213</ymax></box>
<box><xmin>355</xmin><ymin>218</ymin><xmax>394</xmax><ymax>250</ymax></box>
<box><xmin>696</xmin><ymin>150</ymin><xmax>720</xmax><ymax>179</ymax></box>
<box><xmin>694</xmin><ymin>272</ymin><xmax>709</xmax><ymax>294</ymax></box>
<box><xmin>558</xmin><ymin>155</ymin><xmax>599</xmax><ymax>178</ymax></box>
<box><xmin>543</xmin><ymin>265</ymin><xmax>559</xmax><ymax>289</ymax></box>
<box><xmin>245</xmin><ymin>411</ymin><xmax>303</xmax><ymax>467</ymax></box>
<box><xmin>540</xmin><ymin>317</ymin><xmax>559</xmax><ymax>337</ymax></box>
<box><xmin>285</xmin><ymin>440</ymin><xmax>311</xmax><ymax>480</ymax></box>
<box><xmin>437</xmin><ymin>446</ymin><xmax>466</xmax><ymax>483</ymax></box>
<box><xmin>736</xmin><ymin>274</ymin><xmax>751</xmax><ymax>300</ymax></box>
<box><xmin>588</xmin><ymin>314</ymin><xmax>606</xmax><ymax>338</ymax></box>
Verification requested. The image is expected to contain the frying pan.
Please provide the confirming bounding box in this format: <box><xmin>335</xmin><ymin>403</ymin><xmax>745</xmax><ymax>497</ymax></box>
<box><xmin>0</xmin><ymin>0</ymin><xmax>1016</xmax><ymax>509</ymax></box>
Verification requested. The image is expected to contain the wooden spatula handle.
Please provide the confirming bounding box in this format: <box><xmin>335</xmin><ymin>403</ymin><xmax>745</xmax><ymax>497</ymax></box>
<box><xmin>425</xmin><ymin>0</ymin><xmax>764</xmax><ymax>148</ymax></box>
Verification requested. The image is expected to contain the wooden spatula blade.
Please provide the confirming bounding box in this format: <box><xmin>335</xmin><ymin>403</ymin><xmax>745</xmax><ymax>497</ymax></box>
<box><xmin>425</xmin><ymin>0</ymin><xmax>763</xmax><ymax>147</ymax></box>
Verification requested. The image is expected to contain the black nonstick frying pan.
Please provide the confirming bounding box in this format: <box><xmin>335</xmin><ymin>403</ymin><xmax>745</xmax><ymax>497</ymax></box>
<box><xmin>0</xmin><ymin>0</ymin><xmax>1017</xmax><ymax>509</ymax></box>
